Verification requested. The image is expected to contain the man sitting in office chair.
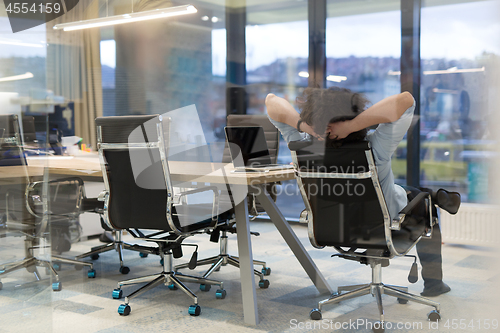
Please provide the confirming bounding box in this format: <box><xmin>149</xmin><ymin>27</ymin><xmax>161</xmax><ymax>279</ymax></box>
<box><xmin>265</xmin><ymin>87</ymin><xmax>460</xmax><ymax>297</ymax></box>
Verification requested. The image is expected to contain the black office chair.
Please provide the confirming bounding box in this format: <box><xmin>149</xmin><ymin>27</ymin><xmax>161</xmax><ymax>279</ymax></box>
<box><xmin>95</xmin><ymin>114</ymin><xmax>226</xmax><ymax>317</ymax></box>
<box><xmin>289</xmin><ymin>138</ymin><xmax>441</xmax><ymax>332</ymax></box>
<box><xmin>175</xmin><ymin>115</ymin><xmax>274</xmax><ymax>286</ymax></box>
<box><xmin>0</xmin><ymin>115</ymin><xmax>95</xmax><ymax>292</ymax></box>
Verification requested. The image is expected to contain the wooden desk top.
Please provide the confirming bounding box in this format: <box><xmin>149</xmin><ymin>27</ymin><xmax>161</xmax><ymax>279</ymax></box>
<box><xmin>21</xmin><ymin>154</ymin><xmax>295</xmax><ymax>185</ymax></box>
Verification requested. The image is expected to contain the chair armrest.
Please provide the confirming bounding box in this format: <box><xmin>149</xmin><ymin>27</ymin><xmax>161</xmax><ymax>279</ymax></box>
<box><xmin>173</xmin><ymin>186</ymin><xmax>220</xmax><ymax>224</ymax></box>
<box><xmin>97</xmin><ymin>190</ymin><xmax>108</xmax><ymax>201</ymax></box>
<box><xmin>173</xmin><ymin>186</ymin><xmax>219</xmax><ymax>204</ymax></box>
<box><xmin>288</xmin><ymin>136</ymin><xmax>313</xmax><ymax>151</ymax></box>
<box><xmin>26</xmin><ymin>176</ymin><xmax>86</xmax><ymax>218</ymax></box>
<box><xmin>391</xmin><ymin>192</ymin><xmax>430</xmax><ymax>231</ymax></box>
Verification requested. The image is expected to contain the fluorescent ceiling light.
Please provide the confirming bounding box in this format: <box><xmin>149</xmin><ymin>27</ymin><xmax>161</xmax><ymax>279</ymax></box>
<box><xmin>0</xmin><ymin>40</ymin><xmax>44</xmax><ymax>48</ymax></box>
<box><xmin>0</xmin><ymin>72</ymin><xmax>34</xmax><ymax>82</ymax></box>
<box><xmin>298</xmin><ymin>72</ymin><xmax>348</xmax><ymax>82</ymax></box>
<box><xmin>388</xmin><ymin>67</ymin><xmax>485</xmax><ymax>76</ymax></box>
<box><xmin>432</xmin><ymin>88</ymin><xmax>459</xmax><ymax>94</ymax></box>
<box><xmin>53</xmin><ymin>4</ymin><xmax>197</xmax><ymax>31</ymax></box>
<box><xmin>326</xmin><ymin>75</ymin><xmax>347</xmax><ymax>82</ymax></box>
<box><xmin>423</xmin><ymin>67</ymin><xmax>485</xmax><ymax>75</ymax></box>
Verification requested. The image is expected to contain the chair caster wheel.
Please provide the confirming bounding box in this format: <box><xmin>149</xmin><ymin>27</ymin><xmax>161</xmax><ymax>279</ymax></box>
<box><xmin>215</xmin><ymin>289</ymin><xmax>226</xmax><ymax>299</ymax></box>
<box><xmin>188</xmin><ymin>304</ymin><xmax>201</xmax><ymax>316</ymax></box>
<box><xmin>372</xmin><ymin>321</ymin><xmax>385</xmax><ymax>333</ymax></box>
<box><xmin>112</xmin><ymin>288</ymin><xmax>123</xmax><ymax>299</ymax></box>
<box><xmin>258</xmin><ymin>279</ymin><xmax>270</xmax><ymax>289</ymax></box>
<box><xmin>139</xmin><ymin>253</ymin><xmax>148</xmax><ymax>258</ymax></box>
<box><xmin>87</xmin><ymin>269</ymin><xmax>96</xmax><ymax>278</ymax></box>
<box><xmin>310</xmin><ymin>308</ymin><xmax>322</xmax><ymax>320</ymax></box>
<box><xmin>0</xmin><ymin>282</ymin><xmax>2</xmax><ymax>290</ymax></box>
<box><xmin>200</xmin><ymin>284</ymin><xmax>211</xmax><ymax>292</ymax></box>
<box><xmin>53</xmin><ymin>263</ymin><xmax>61</xmax><ymax>271</ymax></box>
<box><xmin>160</xmin><ymin>259</ymin><xmax>164</xmax><ymax>266</ymax></box>
<box><xmin>397</xmin><ymin>298</ymin><xmax>408</xmax><ymax>304</ymax></box>
<box><xmin>261</xmin><ymin>267</ymin><xmax>271</xmax><ymax>276</ymax></box>
<box><xmin>167</xmin><ymin>283</ymin><xmax>177</xmax><ymax>290</ymax></box>
<box><xmin>119</xmin><ymin>266</ymin><xmax>130</xmax><ymax>274</ymax></box>
<box><xmin>118</xmin><ymin>304</ymin><xmax>131</xmax><ymax>316</ymax></box>
<box><xmin>428</xmin><ymin>310</ymin><xmax>441</xmax><ymax>321</ymax></box>
<box><xmin>90</xmin><ymin>254</ymin><xmax>99</xmax><ymax>260</ymax></box>
<box><xmin>52</xmin><ymin>282</ymin><xmax>62</xmax><ymax>291</ymax></box>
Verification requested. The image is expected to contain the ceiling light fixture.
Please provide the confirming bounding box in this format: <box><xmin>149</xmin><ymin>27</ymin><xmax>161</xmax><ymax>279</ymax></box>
<box><xmin>53</xmin><ymin>4</ymin><xmax>197</xmax><ymax>31</ymax></box>
<box><xmin>0</xmin><ymin>72</ymin><xmax>34</xmax><ymax>82</ymax></box>
<box><xmin>298</xmin><ymin>72</ymin><xmax>348</xmax><ymax>82</ymax></box>
<box><xmin>326</xmin><ymin>75</ymin><xmax>347</xmax><ymax>82</ymax></box>
<box><xmin>0</xmin><ymin>40</ymin><xmax>44</xmax><ymax>48</ymax></box>
<box><xmin>388</xmin><ymin>67</ymin><xmax>485</xmax><ymax>76</ymax></box>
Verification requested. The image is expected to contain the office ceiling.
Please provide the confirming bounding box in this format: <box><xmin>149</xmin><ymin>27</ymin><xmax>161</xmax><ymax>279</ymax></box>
<box><xmin>0</xmin><ymin>0</ymin><xmax>491</xmax><ymax>25</ymax></box>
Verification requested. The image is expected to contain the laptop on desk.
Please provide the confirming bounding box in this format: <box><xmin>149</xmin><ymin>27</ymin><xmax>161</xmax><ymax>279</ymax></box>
<box><xmin>224</xmin><ymin>126</ymin><xmax>293</xmax><ymax>172</ymax></box>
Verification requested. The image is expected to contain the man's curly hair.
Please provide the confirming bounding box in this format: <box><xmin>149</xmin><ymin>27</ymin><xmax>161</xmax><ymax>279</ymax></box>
<box><xmin>296</xmin><ymin>87</ymin><xmax>370</xmax><ymax>148</ymax></box>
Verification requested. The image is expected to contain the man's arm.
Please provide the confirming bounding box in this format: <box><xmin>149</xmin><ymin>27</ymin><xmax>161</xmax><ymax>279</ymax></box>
<box><xmin>327</xmin><ymin>91</ymin><xmax>414</xmax><ymax>139</ymax></box>
<box><xmin>265</xmin><ymin>93</ymin><xmax>320</xmax><ymax>138</ymax></box>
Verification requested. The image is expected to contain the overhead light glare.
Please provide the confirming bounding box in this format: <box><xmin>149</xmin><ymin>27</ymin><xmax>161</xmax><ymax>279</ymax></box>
<box><xmin>326</xmin><ymin>75</ymin><xmax>347</xmax><ymax>82</ymax></box>
<box><xmin>0</xmin><ymin>72</ymin><xmax>34</xmax><ymax>82</ymax></box>
<box><xmin>298</xmin><ymin>71</ymin><xmax>309</xmax><ymax>78</ymax></box>
<box><xmin>424</xmin><ymin>67</ymin><xmax>485</xmax><ymax>75</ymax></box>
<box><xmin>53</xmin><ymin>4</ymin><xmax>197</xmax><ymax>31</ymax></box>
<box><xmin>432</xmin><ymin>88</ymin><xmax>459</xmax><ymax>94</ymax></box>
<box><xmin>211</xmin><ymin>16</ymin><xmax>219</xmax><ymax>23</ymax></box>
<box><xmin>0</xmin><ymin>40</ymin><xmax>44</xmax><ymax>48</ymax></box>
<box><xmin>388</xmin><ymin>67</ymin><xmax>485</xmax><ymax>76</ymax></box>
<box><xmin>201</xmin><ymin>15</ymin><xmax>209</xmax><ymax>21</ymax></box>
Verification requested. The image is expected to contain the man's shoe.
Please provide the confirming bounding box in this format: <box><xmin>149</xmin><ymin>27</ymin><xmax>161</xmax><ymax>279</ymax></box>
<box><xmin>421</xmin><ymin>282</ymin><xmax>451</xmax><ymax>297</ymax></box>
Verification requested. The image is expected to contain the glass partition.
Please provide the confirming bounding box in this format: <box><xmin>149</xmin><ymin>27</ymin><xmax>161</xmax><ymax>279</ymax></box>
<box><xmin>247</xmin><ymin>0</ymin><xmax>308</xmax><ymax>220</ymax></box>
<box><xmin>0</xmin><ymin>8</ymin><xmax>53</xmax><ymax>322</ymax></box>
<box><xmin>421</xmin><ymin>0</ymin><xmax>500</xmax><ymax>203</ymax></box>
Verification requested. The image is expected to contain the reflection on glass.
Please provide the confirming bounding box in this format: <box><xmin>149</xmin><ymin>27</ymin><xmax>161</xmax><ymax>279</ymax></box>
<box><xmin>421</xmin><ymin>0</ymin><xmax>500</xmax><ymax>203</ymax></box>
<box><xmin>246</xmin><ymin>1</ymin><xmax>308</xmax><ymax>220</ymax></box>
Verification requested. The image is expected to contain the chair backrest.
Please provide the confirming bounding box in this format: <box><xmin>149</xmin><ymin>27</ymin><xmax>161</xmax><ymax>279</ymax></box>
<box><xmin>0</xmin><ymin>114</ymin><xmax>27</xmax><ymax>166</ymax></box>
<box><xmin>290</xmin><ymin>139</ymin><xmax>425</xmax><ymax>258</ymax></box>
<box><xmin>95</xmin><ymin>115</ymin><xmax>213</xmax><ymax>235</ymax></box>
<box><xmin>222</xmin><ymin>115</ymin><xmax>280</xmax><ymax>164</ymax></box>
<box><xmin>22</xmin><ymin>116</ymin><xmax>38</xmax><ymax>145</ymax></box>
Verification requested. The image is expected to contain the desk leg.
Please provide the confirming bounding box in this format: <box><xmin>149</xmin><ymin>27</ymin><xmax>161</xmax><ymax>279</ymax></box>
<box><xmin>255</xmin><ymin>185</ymin><xmax>333</xmax><ymax>295</ymax></box>
<box><xmin>234</xmin><ymin>196</ymin><xmax>259</xmax><ymax>325</ymax></box>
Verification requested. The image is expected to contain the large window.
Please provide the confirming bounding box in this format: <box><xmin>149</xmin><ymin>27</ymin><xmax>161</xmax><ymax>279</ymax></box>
<box><xmin>246</xmin><ymin>0</ymin><xmax>309</xmax><ymax>219</ymax></box>
<box><xmin>326</xmin><ymin>2</ymin><xmax>405</xmax><ymax>185</ymax></box>
<box><xmin>421</xmin><ymin>0</ymin><xmax>500</xmax><ymax>203</ymax></box>
<box><xmin>99</xmin><ymin>1</ymin><xmax>226</xmax><ymax>149</ymax></box>
<box><xmin>326</xmin><ymin>2</ymin><xmax>401</xmax><ymax>102</ymax></box>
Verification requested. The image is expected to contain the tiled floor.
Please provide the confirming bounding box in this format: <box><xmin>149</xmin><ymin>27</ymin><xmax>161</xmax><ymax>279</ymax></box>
<box><xmin>1</xmin><ymin>221</ymin><xmax>499</xmax><ymax>332</ymax></box>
